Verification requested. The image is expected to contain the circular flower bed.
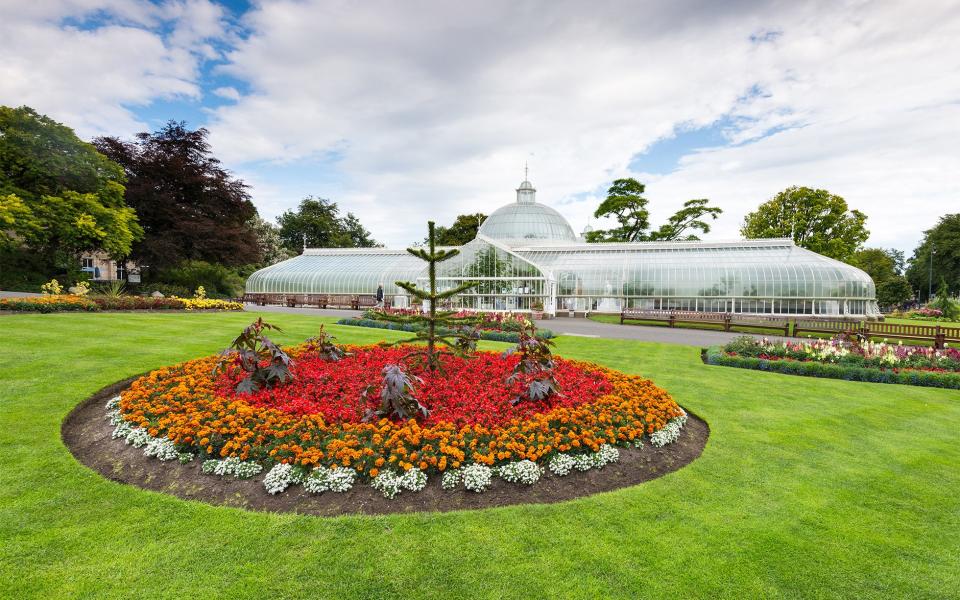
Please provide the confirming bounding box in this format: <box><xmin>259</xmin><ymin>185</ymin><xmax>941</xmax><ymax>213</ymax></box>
<box><xmin>110</xmin><ymin>344</ymin><xmax>688</xmax><ymax>499</ymax></box>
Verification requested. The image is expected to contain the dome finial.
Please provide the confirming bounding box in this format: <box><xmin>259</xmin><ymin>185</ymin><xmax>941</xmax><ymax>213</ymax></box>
<box><xmin>517</xmin><ymin>162</ymin><xmax>536</xmax><ymax>203</ymax></box>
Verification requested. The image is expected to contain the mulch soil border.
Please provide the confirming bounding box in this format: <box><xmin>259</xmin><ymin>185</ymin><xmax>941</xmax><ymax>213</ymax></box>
<box><xmin>62</xmin><ymin>376</ymin><xmax>709</xmax><ymax>517</ymax></box>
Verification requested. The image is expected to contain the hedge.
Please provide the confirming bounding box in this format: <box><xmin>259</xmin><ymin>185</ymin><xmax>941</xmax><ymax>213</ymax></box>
<box><xmin>336</xmin><ymin>318</ymin><xmax>554</xmax><ymax>343</ymax></box>
<box><xmin>1</xmin><ymin>295</ymin><xmax>244</xmax><ymax>313</ymax></box>
<box><xmin>703</xmin><ymin>345</ymin><xmax>960</xmax><ymax>390</ymax></box>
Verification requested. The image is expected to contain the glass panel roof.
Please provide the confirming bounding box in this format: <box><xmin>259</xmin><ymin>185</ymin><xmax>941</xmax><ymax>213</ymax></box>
<box><xmin>513</xmin><ymin>240</ymin><xmax>876</xmax><ymax>299</ymax></box>
<box><xmin>478</xmin><ymin>203</ymin><xmax>577</xmax><ymax>241</ymax></box>
<box><xmin>245</xmin><ymin>250</ymin><xmax>424</xmax><ymax>295</ymax></box>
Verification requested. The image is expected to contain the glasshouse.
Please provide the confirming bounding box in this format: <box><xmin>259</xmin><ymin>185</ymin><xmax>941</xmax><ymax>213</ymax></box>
<box><xmin>245</xmin><ymin>178</ymin><xmax>880</xmax><ymax>318</ymax></box>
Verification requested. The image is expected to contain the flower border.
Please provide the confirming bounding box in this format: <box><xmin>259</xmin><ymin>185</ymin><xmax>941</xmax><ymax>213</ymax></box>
<box><xmin>105</xmin><ymin>394</ymin><xmax>689</xmax><ymax>498</ymax></box>
<box><xmin>704</xmin><ymin>345</ymin><xmax>960</xmax><ymax>389</ymax></box>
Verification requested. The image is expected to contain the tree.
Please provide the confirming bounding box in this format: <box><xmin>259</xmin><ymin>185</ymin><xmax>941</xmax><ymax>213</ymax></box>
<box><xmin>377</xmin><ymin>221</ymin><xmax>479</xmax><ymax>372</ymax></box>
<box><xmin>740</xmin><ymin>186</ymin><xmax>869</xmax><ymax>261</ymax></box>
<box><xmin>0</xmin><ymin>193</ymin><xmax>38</xmax><ymax>251</ymax></box>
<box><xmin>94</xmin><ymin>121</ymin><xmax>259</xmax><ymax>268</ymax></box>
<box><xmin>648</xmin><ymin>198</ymin><xmax>723</xmax><ymax>241</ymax></box>
<box><xmin>588</xmin><ymin>179</ymin><xmax>650</xmax><ymax>242</ymax></box>
<box><xmin>850</xmin><ymin>248</ymin><xmax>913</xmax><ymax>308</ymax></box>
<box><xmin>587</xmin><ymin>178</ymin><xmax>722</xmax><ymax>242</ymax></box>
<box><xmin>0</xmin><ymin>106</ymin><xmax>141</xmax><ymax>262</ymax></box>
<box><xmin>930</xmin><ymin>276</ymin><xmax>959</xmax><ymax>320</ymax></box>
<box><xmin>247</xmin><ymin>216</ymin><xmax>293</xmax><ymax>267</ymax></box>
<box><xmin>340</xmin><ymin>212</ymin><xmax>378</xmax><ymax>248</ymax></box>
<box><xmin>276</xmin><ymin>196</ymin><xmax>378</xmax><ymax>252</ymax></box>
<box><xmin>906</xmin><ymin>214</ymin><xmax>960</xmax><ymax>302</ymax></box>
<box><xmin>432</xmin><ymin>213</ymin><xmax>487</xmax><ymax>246</ymax></box>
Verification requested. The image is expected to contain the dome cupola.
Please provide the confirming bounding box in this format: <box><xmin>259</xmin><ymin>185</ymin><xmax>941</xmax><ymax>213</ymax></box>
<box><xmin>516</xmin><ymin>179</ymin><xmax>536</xmax><ymax>203</ymax></box>
<box><xmin>477</xmin><ymin>174</ymin><xmax>577</xmax><ymax>242</ymax></box>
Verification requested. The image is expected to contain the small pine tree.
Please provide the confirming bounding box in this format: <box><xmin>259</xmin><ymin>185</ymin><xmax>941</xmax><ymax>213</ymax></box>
<box><xmin>931</xmin><ymin>276</ymin><xmax>959</xmax><ymax>321</ymax></box>
<box><xmin>380</xmin><ymin>221</ymin><xmax>480</xmax><ymax>370</ymax></box>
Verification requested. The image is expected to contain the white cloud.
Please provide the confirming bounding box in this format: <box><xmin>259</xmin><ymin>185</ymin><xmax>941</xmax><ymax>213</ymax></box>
<box><xmin>0</xmin><ymin>0</ymin><xmax>228</xmax><ymax>138</ymax></box>
<box><xmin>207</xmin><ymin>0</ymin><xmax>960</xmax><ymax>252</ymax></box>
<box><xmin>2</xmin><ymin>0</ymin><xmax>957</xmax><ymax>254</ymax></box>
<box><xmin>213</xmin><ymin>86</ymin><xmax>241</xmax><ymax>101</ymax></box>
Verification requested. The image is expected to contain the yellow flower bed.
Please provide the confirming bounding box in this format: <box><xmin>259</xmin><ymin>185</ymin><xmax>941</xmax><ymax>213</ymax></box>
<box><xmin>171</xmin><ymin>297</ymin><xmax>245</xmax><ymax>311</ymax></box>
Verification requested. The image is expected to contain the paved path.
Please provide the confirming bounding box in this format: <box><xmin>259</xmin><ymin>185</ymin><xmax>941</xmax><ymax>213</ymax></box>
<box><xmin>0</xmin><ymin>290</ymin><xmax>41</xmax><ymax>298</ymax></box>
<box><xmin>532</xmin><ymin>316</ymin><xmax>783</xmax><ymax>346</ymax></box>
<box><xmin>246</xmin><ymin>304</ymin><xmax>780</xmax><ymax>347</ymax></box>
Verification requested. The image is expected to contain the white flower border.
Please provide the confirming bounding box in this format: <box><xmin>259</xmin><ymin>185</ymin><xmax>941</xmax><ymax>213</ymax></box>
<box><xmin>106</xmin><ymin>395</ymin><xmax>689</xmax><ymax>499</ymax></box>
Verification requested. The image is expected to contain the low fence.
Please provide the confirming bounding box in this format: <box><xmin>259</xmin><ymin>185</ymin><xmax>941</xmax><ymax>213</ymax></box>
<box><xmin>620</xmin><ymin>309</ymin><xmax>959</xmax><ymax>349</ymax></box>
<box><xmin>243</xmin><ymin>293</ymin><xmax>381</xmax><ymax>310</ymax></box>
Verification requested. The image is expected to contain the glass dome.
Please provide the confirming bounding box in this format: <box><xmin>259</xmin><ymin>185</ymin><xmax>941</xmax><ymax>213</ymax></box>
<box><xmin>478</xmin><ymin>178</ymin><xmax>577</xmax><ymax>241</ymax></box>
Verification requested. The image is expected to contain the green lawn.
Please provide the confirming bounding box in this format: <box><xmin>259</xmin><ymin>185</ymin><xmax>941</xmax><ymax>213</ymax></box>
<box><xmin>884</xmin><ymin>316</ymin><xmax>960</xmax><ymax>327</ymax></box>
<box><xmin>2</xmin><ymin>312</ymin><xmax>959</xmax><ymax>599</ymax></box>
<box><xmin>589</xmin><ymin>313</ymin><xmax>792</xmax><ymax>336</ymax></box>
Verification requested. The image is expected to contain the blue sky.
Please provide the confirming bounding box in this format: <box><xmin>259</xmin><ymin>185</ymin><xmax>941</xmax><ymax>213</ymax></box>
<box><xmin>2</xmin><ymin>0</ymin><xmax>958</xmax><ymax>251</ymax></box>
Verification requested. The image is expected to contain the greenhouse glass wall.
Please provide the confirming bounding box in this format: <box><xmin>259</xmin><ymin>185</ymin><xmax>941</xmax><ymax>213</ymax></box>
<box><xmin>246</xmin><ymin>178</ymin><xmax>880</xmax><ymax>318</ymax></box>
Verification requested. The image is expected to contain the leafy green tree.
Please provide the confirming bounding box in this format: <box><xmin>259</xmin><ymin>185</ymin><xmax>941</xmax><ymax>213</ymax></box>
<box><xmin>850</xmin><ymin>248</ymin><xmax>913</xmax><ymax>308</ymax></box>
<box><xmin>587</xmin><ymin>178</ymin><xmax>722</xmax><ymax>242</ymax></box>
<box><xmin>740</xmin><ymin>186</ymin><xmax>869</xmax><ymax>261</ymax></box>
<box><xmin>0</xmin><ymin>193</ymin><xmax>38</xmax><ymax>251</ymax></box>
<box><xmin>0</xmin><ymin>106</ymin><xmax>141</xmax><ymax>263</ymax></box>
<box><xmin>588</xmin><ymin>179</ymin><xmax>650</xmax><ymax>242</ymax></box>
<box><xmin>247</xmin><ymin>216</ymin><xmax>293</xmax><ymax>267</ymax></box>
<box><xmin>276</xmin><ymin>196</ymin><xmax>378</xmax><ymax>252</ymax></box>
<box><xmin>877</xmin><ymin>278</ymin><xmax>915</xmax><ymax>311</ymax></box>
<box><xmin>94</xmin><ymin>122</ymin><xmax>258</xmax><ymax>267</ymax></box>
<box><xmin>648</xmin><ymin>198</ymin><xmax>723</xmax><ymax>241</ymax></box>
<box><xmin>906</xmin><ymin>214</ymin><xmax>960</xmax><ymax>302</ymax></box>
<box><xmin>432</xmin><ymin>213</ymin><xmax>487</xmax><ymax>246</ymax></box>
<box><xmin>341</xmin><ymin>212</ymin><xmax>379</xmax><ymax>248</ymax></box>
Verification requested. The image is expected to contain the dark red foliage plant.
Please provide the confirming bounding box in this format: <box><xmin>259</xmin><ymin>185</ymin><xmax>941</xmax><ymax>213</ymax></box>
<box><xmin>214</xmin><ymin>318</ymin><xmax>294</xmax><ymax>394</ymax></box>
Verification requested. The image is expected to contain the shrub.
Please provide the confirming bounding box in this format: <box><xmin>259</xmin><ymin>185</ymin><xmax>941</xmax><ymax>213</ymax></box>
<box><xmin>154</xmin><ymin>260</ymin><xmax>244</xmax><ymax>298</ymax></box>
<box><xmin>69</xmin><ymin>280</ymin><xmax>91</xmax><ymax>296</ymax></box>
<box><xmin>94</xmin><ymin>280</ymin><xmax>125</xmax><ymax>298</ymax></box>
<box><xmin>39</xmin><ymin>279</ymin><xmax>63</xmax><ymax>294</ymax></box>
<box><xmin>142</xmin><ymin>283</ymin><xmax>192</xmax><ymax>298</ymax></box>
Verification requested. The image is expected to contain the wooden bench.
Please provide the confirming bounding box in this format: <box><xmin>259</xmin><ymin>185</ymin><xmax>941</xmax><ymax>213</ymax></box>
<box><xmin>356</xmin><ymin>295</ymin><xmax>378</xmax><ymax>310</ymax></box>
<box><xmin>863</xmin><ymin>322</ymin><xmax>959</xmax><ymax>349</ymax></box>
<box><xmin>620</xmin><ymin>309</ymin><xmax>728</xmax><ymax>328</ymax></box>
<box><xmin>729</xmin><ymin>315</ymin><xmax>790</xmax><ymax>336</ymax></box>
<box><xmin>621</xmin><ymin>309</ymin><xmax>676</xmax><ymax>325</ymax></box>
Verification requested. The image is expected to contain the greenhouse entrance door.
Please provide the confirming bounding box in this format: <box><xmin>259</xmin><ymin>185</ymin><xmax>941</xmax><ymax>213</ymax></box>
<box><xmin>424</xmin><ymin>236</ymin><xmax>554</xmax><ymax>316</ymax></box>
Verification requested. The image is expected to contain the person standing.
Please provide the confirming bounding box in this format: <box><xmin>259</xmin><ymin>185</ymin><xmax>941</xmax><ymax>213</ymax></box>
<box><xmin>376</xmin><ymin>284</ymin><xmax>384</xmax><ymax>308</ymax></box>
